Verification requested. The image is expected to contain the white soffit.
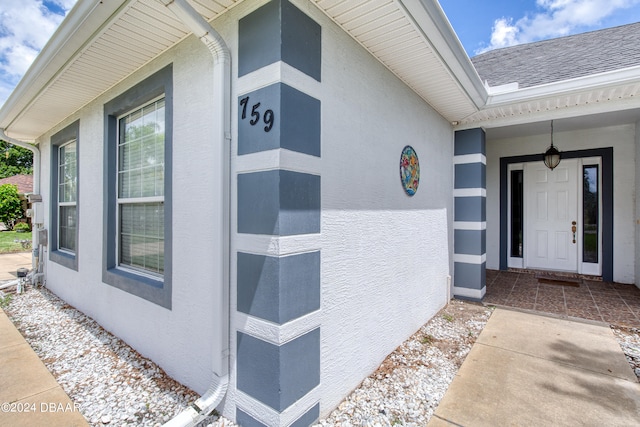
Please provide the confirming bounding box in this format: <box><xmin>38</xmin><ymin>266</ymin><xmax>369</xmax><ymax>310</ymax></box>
<box><xmin>0</xmin><ymin>0</ymin><xmax>241</xmax><ymax>141</ymax></box>
<box><xmin>312</xmin><ymin>0</ymin><xmax>484</xmax><ymax>122</ymax></box>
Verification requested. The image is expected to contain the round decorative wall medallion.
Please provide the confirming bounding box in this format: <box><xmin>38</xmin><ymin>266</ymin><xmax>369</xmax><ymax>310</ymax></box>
<box><xmin>400</xmin><ymin>145</ymin><xmax>420</xmax><ymax>196</ymax></box>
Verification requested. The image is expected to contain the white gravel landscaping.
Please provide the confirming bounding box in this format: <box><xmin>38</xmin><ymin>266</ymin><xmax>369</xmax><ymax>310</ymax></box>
<box><xmin>2</xmin><ymin>286</ymin><xmax>638</xmax><ymax>427</ymax></box>
<box><xmin>313</xmin><ymin>300</ymin><xmax>493</xmax><ymax>427</ymax></box>
<box><xmin>612</xmin><ymin>326</ymin><xmax>640</xmax><ymax>381</ymax></box>
<box><xmin>2</xmin><ymin>287</ymin><xmax>233</xmax><ymax>427</ymax></box>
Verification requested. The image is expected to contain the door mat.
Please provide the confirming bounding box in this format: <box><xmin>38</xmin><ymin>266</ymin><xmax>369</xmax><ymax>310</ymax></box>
<box><xmin>535</xmin><ymin>273</ymin><xmax>582</xmax><ymax>287</ymax></box>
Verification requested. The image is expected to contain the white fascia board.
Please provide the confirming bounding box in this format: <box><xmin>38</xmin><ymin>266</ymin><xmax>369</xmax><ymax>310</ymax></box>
<box><xmin>450</xmin><ymin>65</ymin><xmax>640</xmax><ymax>130</ymax></box>
<box><xmin>0</xmin><ymin>0</ymin><xmax>130</xmax><ymax>136</ymax></box>
<box><xmin>487</xmin><ymin>65</ymin><xmax>640</xmax><ymax>107</ymax></box>
<box><xmin>399</xmin><ymin>0</ymin><xmax>488</xmax><ymax>110</ymax></box>
<box><xmin>458</xmin><ymin>94</ymin><xmax>640</xmax><ymax>131</ymax></box>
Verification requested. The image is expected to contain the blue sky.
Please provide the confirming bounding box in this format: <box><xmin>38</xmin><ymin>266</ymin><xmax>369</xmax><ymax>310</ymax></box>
<box><xmin>0</xmin><ymin>0</ymin><xmax>76</xmax><ymax>108</ymax></box>
<box><xmin>1</xmin><ymin>0</ymin><xmax>640</xmax><ymax>107</ymax></box>
<box><xmin>440</xmin><ymin>0</ymin><xmax>640</xmax><ymax>56</ymax></box>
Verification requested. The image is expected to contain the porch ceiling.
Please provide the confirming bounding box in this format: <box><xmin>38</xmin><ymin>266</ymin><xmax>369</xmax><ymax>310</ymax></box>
<box><xmin>0</xmin><ymin>0</ymin><xmax>485</xmax><ymax>142</ymax></box>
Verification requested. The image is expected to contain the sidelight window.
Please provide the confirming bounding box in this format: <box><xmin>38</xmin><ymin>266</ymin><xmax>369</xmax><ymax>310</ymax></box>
<box><xmin>582</xmin><ymin>165</ymin><xmax>599</xmax><ymax>264</ymax></box>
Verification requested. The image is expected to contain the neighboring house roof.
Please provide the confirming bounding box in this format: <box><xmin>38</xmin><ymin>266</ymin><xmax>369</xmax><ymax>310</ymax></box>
<box><xmin>0</xmin><ymin>174</ymin><xmax>33</xmax><ymax>194</ymax></box>
<box><xmin>471</xmin><ymin>22</ymin><xmax>640</xmax><ymax>89</ymax></box>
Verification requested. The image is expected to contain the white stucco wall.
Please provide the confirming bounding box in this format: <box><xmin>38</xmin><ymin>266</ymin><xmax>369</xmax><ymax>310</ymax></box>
<box><xmin>486</xmin><ymin>124</ymin><xmax>636</xmax><ymax>283</ymax></box>
<box><xmin>313</xmin><ymin>4</ymin><xmax>453</xmax><ymax>416</ymax></box>
<box><xmin>39</xmin><ymin>33</ymin><xmax>223</xmax><ymax>395</ymax></box>
<box><xmin>36</xmin><ymin>0</ymin><xmax>452</xmax><ymax>422</ymax></box>
<box><xmin>636</xmin><ymin>121</ymin><xmax>640</xmax><ymax>288</ymax></box>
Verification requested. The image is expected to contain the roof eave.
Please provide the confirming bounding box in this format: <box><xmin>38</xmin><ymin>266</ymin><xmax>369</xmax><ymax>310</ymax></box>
<box><xmin>400</xmin><ymin>0</ymin><xmax>487</xmax><ymax>111</ymax></box>
<box><xmin>0</xmin><ymin>0</ymin><xmax>130</xmax><ymax>141</ymax></box>
<box><xmin>0</xmin><ymin>0</ymin><xmax>488</xmax><ymax>141</ymax></box>
<box><xmin>456</xmin><ymin>65</ymin><xmax>640</xmax><ymax>130</ymax></box>
<box><xmin>487</xmin><ymin>65</ymin><xmax>640</xmax><ymax>106</ymax></box>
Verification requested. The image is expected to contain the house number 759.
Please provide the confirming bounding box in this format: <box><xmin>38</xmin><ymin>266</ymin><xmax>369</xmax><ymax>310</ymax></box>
<box><xmin>239</xmin><ymin>96</ymin><xmax>275</xmax><ymax>132</ymax></box>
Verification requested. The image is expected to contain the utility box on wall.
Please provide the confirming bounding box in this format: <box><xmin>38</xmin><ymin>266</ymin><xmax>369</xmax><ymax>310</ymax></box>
<box><xmin>26</xmin><ymin>195</ymin><xmax>44</xmax><ymax>225</ymax></box>
<box><xmin>37</xmin><ymin>229</ymin><xmax>48</xmax><ymax>247</ymax></box>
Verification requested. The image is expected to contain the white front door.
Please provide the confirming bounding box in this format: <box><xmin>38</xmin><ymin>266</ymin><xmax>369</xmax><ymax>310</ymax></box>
<box><xmin>524</xmin><ymin>159</ymin><xmax>578</xmax><ymax>272</ymax></box>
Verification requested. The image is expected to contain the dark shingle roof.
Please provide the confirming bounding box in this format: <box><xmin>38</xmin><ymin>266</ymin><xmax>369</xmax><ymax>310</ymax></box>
<box><xmin>470</xmin><ymin>22</ymin><xmax>640</xmax><ymax>89</ymax></box>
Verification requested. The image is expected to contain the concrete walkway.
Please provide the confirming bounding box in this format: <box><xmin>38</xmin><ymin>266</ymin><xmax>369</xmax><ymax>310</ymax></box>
<box><xmin>0</xmin><ymin>252</ymin><xmax>88</xmax><ymax>426</ymax></box>
<box><xmin>0</xmin><ymin>251</ymin><xmax>32</xmax><ymax>281</ymax></box>
<box><xmin>429</xmin><ymin>308</ymin><xmax>640</xmax><ymax>426</ymax></box>
<box><xmin>0</xmin><ymin>309</ymin><xmax>88</xmax><ymax>426</ymax></box>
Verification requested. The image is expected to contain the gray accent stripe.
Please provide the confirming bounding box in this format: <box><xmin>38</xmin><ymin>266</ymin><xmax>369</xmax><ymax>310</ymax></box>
<box><xmin>281</xmin><ymin>0</ymin><xmax>321</xmax><ymax>81</ymax></box>
<box><xmin>454</xmin><ymin>196</ymin><xmax>486</xmax><ymax>222</ymax></box>
<box><xmin>454</xmin><ymin>262</ymin><xmax>486</xmax><ymax>291</ymax></box>
<box><xmin>237</xmin><ymin>329</ymin><xmax>321</xmax><ymax>412</ymax></box>
<box><xmin>236</xmin><ymin>409</ymin><xmax>268</xmax><ymax>427</ymax></box>
<box><xmin>291</xmin><ymin>403</ymin><xmax>320</xmax><ymax>427</ymax></box>
<box><xmin>237</xmin><ymin>251</ymin><xmax>321</xmax><ymax>324</ymax></box>
<box><xmin>238</xmin><ymin>0</ymin><xmax>321</xmax><ymax>81</ymax></box>
<box><xmin>454</xmin><ymin>128</ymin><xmax>486</xmax><ymax>156</ymax></box>
<box><xmin>281</xmin><ymin>84</ymin><xmax>321</xmax><ymax>156</ymax></box>
<box><xmin>455</xmin><ymin>163</ymin><xmax>486</xmax><ymax>189</ymax></box>
<box><xmin>238</xmin><ymin>83</ymin><xmax>321</xmax><ymax>157</ymax></box>
<box><xmin>237</xmin><ymin>170</ymin><xmax>321</xmax><ymax>236</ymax></box>
<box><xmin>238</xmin><ymin>0</ymin><xmax>281</xmax><ymax>77</ymax></box>
<box><xmin>454</xmin><ymin>229</ymin><xmax>486</xmax><ymax>256</ymax></box>
<box><xmin>235</xmin><ymin>403</ymin><xmax>320</xmax><ymax>427</ymax></box>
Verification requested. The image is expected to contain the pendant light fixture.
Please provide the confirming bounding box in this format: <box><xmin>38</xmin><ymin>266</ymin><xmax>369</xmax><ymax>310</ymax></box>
<box><xmin>543</xmin><ymin>120</ymin><xmax>561</xmax><ymax>170</ymax></box>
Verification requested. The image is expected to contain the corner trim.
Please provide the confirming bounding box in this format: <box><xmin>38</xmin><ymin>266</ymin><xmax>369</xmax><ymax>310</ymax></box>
<box><xmin>452</xmin><ymin>285</ymin><xmax>486</xmax><ymax>300</ymax></box>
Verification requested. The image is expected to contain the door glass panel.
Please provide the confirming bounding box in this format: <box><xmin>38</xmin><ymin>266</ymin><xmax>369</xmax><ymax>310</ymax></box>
<box><xmin>582</xmin><ymin>165</ymin><xmax>598</xmax><ymax>263</ymax></box>
<box><xmin>510</xmin><ymin>170</ymin><xmax>523</xmax><ymax>258</ymax></box>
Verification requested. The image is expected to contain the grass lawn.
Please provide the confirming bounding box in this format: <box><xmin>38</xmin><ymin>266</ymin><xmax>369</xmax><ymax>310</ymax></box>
<box><xmin>0</xmin><ymin>231</ymin><xmax>32</xmax><ymax>254</ymax></box>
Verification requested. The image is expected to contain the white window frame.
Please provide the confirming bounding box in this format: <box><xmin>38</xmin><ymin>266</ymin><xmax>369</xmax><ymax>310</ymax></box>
<box><xmin>115</xmin><ymin>96</ymin><xmax>165</xmax><ymax>280</ymax></box>
<box><xmin>578</xmin><ymin>157</ymin><xmax>602</xmax><ymax>276</ymax></box>
<box><xmin>507</xmin><ymin>163</ymin><xmax>524</xmax><ymax>269</ymax></box>
<box><xmin>57</xmin><ymin>139</ymin><xmax>77</xmax><ymax>255</ymax></box>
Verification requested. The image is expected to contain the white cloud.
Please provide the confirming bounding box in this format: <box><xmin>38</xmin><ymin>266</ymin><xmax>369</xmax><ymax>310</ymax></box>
<box><xmin>476</xmin><ymin>0</ymin><xmax>640</xmax><ymax>54</ymax></box>
<box><xmin>0</xmin><ymin>0</ymin><xmax>76</xmax><ymax>107</ymax></box>
<box><xmin>487</xmin><ymin>18</ymin><xmax>520</xmax><ymax>49</ymax></box>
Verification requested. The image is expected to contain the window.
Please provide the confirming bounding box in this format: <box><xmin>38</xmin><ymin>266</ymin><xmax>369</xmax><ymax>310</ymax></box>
<box><xmin>103</xmin><ymin>65</ymin><xmax>172</xmax><ymax>308</ymax></box>
<box><xmin>582</xmin><ymin>165</ymin><xmax>599</xmax><ymax>264</ymax></box>
<box><xmin>50</xmin><ymin>121</ymin><xmax>79</xmax><ymax>270</ymax></box>
<box><xmin>58</xmin><ymin>140</ymin><xmax>77</xmax><ymax>252</ymax></box>
<box><xmin>509</xmin><ymin>169</ymin><xmax>523</xmax><ymax>258</ymax></box>
<box><xmin>117</xmin><ymin>99</ymin><xmax>165</xmax><ymax>275</ymax></box>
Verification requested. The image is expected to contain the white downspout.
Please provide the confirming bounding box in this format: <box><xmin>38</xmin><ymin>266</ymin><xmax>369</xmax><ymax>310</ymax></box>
<box><xmin>0</xmin><ymin>129</ymin><xmax>41</xmax><ymax>273</ymax></box>
<box><xmin>159</xmin><ymin>1</ymin><xmax>231</xmax><ymax>426</ymax></box>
